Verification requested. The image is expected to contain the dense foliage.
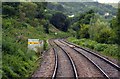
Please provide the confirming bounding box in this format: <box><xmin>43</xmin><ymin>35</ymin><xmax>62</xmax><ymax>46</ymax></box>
<box><xmin>2</xmin><ymin>2</ymin><xmax>71</xmax><ymax>78</ymax></box>
<box><xmin>70</xmin><ymin>10</ymin><xmax>117</xmax><ymax>44</ymax></box>
<box><xmin>68</xmin><ymin>37</ymin><xmax>119</xmax><ymax>59</ymax></box>
<box><xmin>59</xmin><ymin>2</ymin><xmax>117</xmax><ymax>17</ymax></box>
<box><xmin>115</xmin><ymin>5</ymin><xmax>120</xmax><ymax>45</ymax></box>
<box><xmin>67</xmin><ymin>3</ymin><xmax>119</xmax><ymax>60</ymax></box>
<box><xmin>50</xmin><ymin>12</ymin><xmax>69</xmax><ymax>32</ymax></box>
<box><xmin>89</xmin><ymin>18</ymin><xmax>116</xmax><ymax>44</ymax></box>
<box><xmin>2</xmin><ymin>18</ymin><xmax>40</xmax><ymax>78</ymax></box>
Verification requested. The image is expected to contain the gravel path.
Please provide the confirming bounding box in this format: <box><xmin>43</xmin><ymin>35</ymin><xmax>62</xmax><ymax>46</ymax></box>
<box><xmin>32</xmin><ymin>48</ymin><xmax>55</xmax><ymax>77</ymax></box>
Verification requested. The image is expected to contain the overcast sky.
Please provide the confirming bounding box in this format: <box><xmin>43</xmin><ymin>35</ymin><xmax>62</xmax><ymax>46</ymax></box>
<box><xmin>96</xmin><ymin>0</ymin><xmax>119</xmax><ymax>3</ymax></box>
<box><xmin>2</xmin><ymin>0</ymin><xmax>120</xmax><ymax>3</ymax></box>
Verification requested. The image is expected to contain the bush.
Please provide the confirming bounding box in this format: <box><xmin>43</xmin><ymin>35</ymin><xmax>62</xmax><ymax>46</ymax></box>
<box><xmin>103</xmin><ymin>45</ymin><xmax>119</xmax><ymax>58</ymax></box>
<box><xmin>2</xmin><ymin>37</ymin><xmax>18</xmax><ymax>55</ymax></box>
<box><xmin>2</xmin><ymin>50</ymin><xmax>38</xmax><ymax>78</ymax></box>
<box><xmin>79</xmin><ymin>24</ymin><xmax>90</xmax><ymax>38</ymax></box>
<box><xmin>82</xmin><ymin>39</ymin><xmax>97</xmax><ymax>49</ymax></box>
<box><xmin>2</xmin><ymin>33</ymin><xmax>39</xmax><ymax>78</ymax></box>
<box><xmin>2</xmin><ymin>65</ymin><xmax>19</xmax><ymax>78</ymax></box>
<box><xmin>43</xmin><ymin>40</ymin><xmax>48</xmax><ymax>50</ymax></box>
<box><xmin>72</xmin><ymin>40</ymin><xmax>79</xmax><ymax>45</ymax></box>
<box><xmin>94</xmin><ymin>43</ymin><xmax>108</xmax><ymax>51</ymax></box>
<box><xmin>68</xmin><ymin>37</ymin><xmax>119</xmax><ymax>59</ymax></box>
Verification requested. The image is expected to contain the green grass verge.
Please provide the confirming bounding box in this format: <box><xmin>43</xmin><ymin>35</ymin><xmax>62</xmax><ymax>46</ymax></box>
<box><xmin>67</xmin><ymin>37</ymin><xmax>119</xmax><ymax>60</ymax></box>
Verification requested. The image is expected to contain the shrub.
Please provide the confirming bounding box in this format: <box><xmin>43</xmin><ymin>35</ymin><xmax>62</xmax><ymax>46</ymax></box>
<box><xmin>2</xmin><ymin>65</ymin><xmax>19</xmax><ymax>78</ymax></box>
<box><xmin>2</xmin><ymin>37</ymin><xmax>18</xmax><ymax>55</ymax></box>
<box><xmin>103</xmin><ymin>45</ymin><xmax>119</xmax><ymax>58</ymax></box>
<box><xmin>43</xmin><ymin>40</ymin><xmax>48</xmax><ymax>50</ymax></box>
<box><xmin>68</xmin><ymin>37</ymin><xmax>119</xmax><ymax>59</ymax></box>
<box><xmin>72</xmin><ymin>40</ymin><xmax>79</xmax><ymax>45</ymax></box>
<box><xmin>83</xmin><ymin>39</ymin><xmax>97</xmax><ymax>49</ymax></box>
<box><xmin>79</xmin><ymin>24</ymin><xmax>90</xmax><ymax>38</ymax></box>
<box><xmin>94</xmin><ymin>43</ymin><xmax>108</xmax><ymax>51</ymax></box>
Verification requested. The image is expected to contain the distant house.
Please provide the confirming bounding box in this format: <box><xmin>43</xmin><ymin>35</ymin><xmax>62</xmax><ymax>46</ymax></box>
<box><xmin>104</xmin><ymin>13</ymin><xmax>110</xmax><ymax>16</ymax></box>
<box><xmin>68</xmin><ymin>14</ymin><xmax>74</xmax><ymax>17</ymax></box>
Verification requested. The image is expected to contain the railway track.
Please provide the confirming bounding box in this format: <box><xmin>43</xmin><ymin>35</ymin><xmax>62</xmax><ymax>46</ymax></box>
<box><xmin>32</xmin><ymin>39</ymin><xmax>119</xmax><ymax>78</ymax></box>
<box><xmin>49</xmin><ymin>39</ymin><xmax>78</xmax><ymax>78</ymax></box>
<box><xmin>59</xmin><ymin>39</ymin><xmax>120</xmax><ymax>78</ymax></box>
<box><xmin>49</xmin><ymin>39</ymin><xmax>58</xmax><ymax>78</ymax></box>
<box><xmin>55</xmin><ymin>39</ymin><xmax>107</xmax><ymax>78</ymax></box>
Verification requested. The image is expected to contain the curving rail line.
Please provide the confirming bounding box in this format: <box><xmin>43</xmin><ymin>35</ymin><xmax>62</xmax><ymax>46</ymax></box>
<box><xmin>52</xmin><ymin>48</ymin><xmax>58</xmax><ymax>79</ymax></box>
<box><xmin>62</xmin><ymin>39</ymin><xmax>120</xmax><ymax>71</ymax></box>
<box><xmin>54</xmin><ymin>40</ymin><xmax>78</xmax><ymax>79</ymax></box>
<box><xmin>49</xmin><ymin>40</ymin><xmax>58</xmax><ymax>79</ymax></box>
<box><xmin>59</xmin><ymin>40</ymin><xmax>109</xmax><ymax>79</ymax></box>
<box><xmin>59</xmin><ymin>39</ymin><xmax>120</xmax><ymax>78</ymax></box>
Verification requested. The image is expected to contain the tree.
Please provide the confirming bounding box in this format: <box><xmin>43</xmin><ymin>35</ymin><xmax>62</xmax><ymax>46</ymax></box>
<box><xmin>3</xmin><ymin>5</ymin><xmax>16</xmax><ymax>17</ymax></box>
<box><xmin>97</xmin><ymin>27</ymin><xmax>115</xmax><ymax>43</ymax></box>
<box><xmin>110</xmin><ymin>3</ymin><xmax>120</xmax><ymax>45</ymax></box>
<box><xmin>80</xmin><ymin>24</ymin><xmax>90</xmax><ymax>38</ymax></box>
<box><xmin>50</xmin><ymin>12</ymin><xmax>69</xmax><ymax>32</ymax></box>
<box><xmin>116</xmin><ymin>4</ymin><xmax>120</xmax><ymax>45</ymax></box>
<box><xmin>110</xmin><ymin>18</ymin><xmax>117</xmax><ymax>29</ymax></box>
<box><xmin>79</xmin><ymin>9</ymin><xmax>95</xmax><ymax>24</ymax></box>
<box><xmin>19</xmin><ymin>2</ymin><xmax>37</xmax><ymax>19</ymax></box>
<box><xmin>44</xmin><ymin>21</ymin><xmax>49</xmax><ymax>34</ymax></box>
<box><xmin>89</xmin><ymin>18</ymin><xmax>115</xmax><ymax>43</ymax></box>
<box><xmin>2</xmin><ymin>2</ymin><xmax>20</xmax><ymax>17</ymax></box>
<box><xmin>35</xmin><ymin>2</ymin><xmax>47</xmax><ymax>19</ymax></box>
<box><xmin>76</xmin><ymin>30</ymin><xmax>80</xmax><ymax>39</ymax></box>
<box><xmin>71</xmin><ymin>22</ymin><xmax>81</xmax><ymax>31</ymax></box>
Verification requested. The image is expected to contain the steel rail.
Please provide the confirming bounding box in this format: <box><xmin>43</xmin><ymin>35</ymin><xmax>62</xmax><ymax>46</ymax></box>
<box><xmin>49</xmin><ymin>40</ymin><xmax>58</xmax><ymax>79</ymax></box>
<box><xmin>63</xmin><ymin>39</ymin><xmax>120</xmax><ymax>71</ymax></box>
<box><xmin>59</xmin><ymin>40</ymin><xmax>110</xmax><ymax>79</ymax></box>
<box><xmin>52</xmin><ymin>48</ymin><xmax>58</xmax><ymax>79</ymax></box>
<box><xmin>54</xmin><ymin>40</ymin><xmax>78</xmax><ymax>79</ymax></box>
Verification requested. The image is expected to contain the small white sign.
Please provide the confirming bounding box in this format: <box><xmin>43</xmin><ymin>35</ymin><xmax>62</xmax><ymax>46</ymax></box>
<box><xmin>28</xmin><ymin>39</ymin><xmax>43</xmax><ymax>52</ymax></box>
